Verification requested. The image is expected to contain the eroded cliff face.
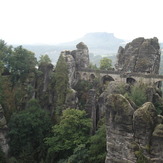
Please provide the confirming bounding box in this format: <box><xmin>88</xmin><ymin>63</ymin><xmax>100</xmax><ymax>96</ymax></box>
<box><xmin>105</xmin><ymin>94</ymin><xmax>163</xmax><ymax>163</ymax></box>
<box><xmin>115</xmin><ymin>37</ymin><xmax>161</xmax><ymax>74</ymax></box>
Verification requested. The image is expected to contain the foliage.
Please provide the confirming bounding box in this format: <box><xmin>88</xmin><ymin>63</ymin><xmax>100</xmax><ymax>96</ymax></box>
<box><xmin>0</xmin><ymin>146</ymin><xmax>6</xmax><ymax>163</ymax></box>
<box><xmin>88</xmin><ymin>122</ymin><xmax>106</xmax><ymax>163</ymax></box>
<box><xmin>74</xmin><ymin>80</ymin><xmax>94</xmax><ymax>108</ymax></box>
<box><xmin>54</xmin><ymin>55</ymin><xmax>69</xmax><ymax>115</ymax></box>
<box><xmin>38</xmin><ymin>54</ymin><xmax>51</xmax><ymax>66</ymax></box>
<box><xmin>68</xmin><ymin>144</ymin><xmax>89</xmax><ymax>163</ymax></box>
<box><xmin>154</xmin><ymin>101</ymin><xmax>163</xmax><ymax>115</ymax></box>
<box><xmin>8</xmin><ymin>46</ymin><xmax>37</xmax><ymax>84</ymax></box>
<box><xmin>126</xmin><ymin>83</ymin><xmax>147</xmax><ymax>107</ymax></box>
<box><xmin>88</xmin><ymin>62</ymin><xmax>98</xmax><ymax>70</ymax></box>
<box><xmin>99</xmin><ymin>57</ymin><xmax>112</xmax><ymax>70</ymax></box>
<box><xmin>8</xmin><ymin>99</ymin><xmax>52</xmax><ymax>162</ymax></box>
<box><xmin>45</xmin><ymin>108</ymin><xmax>91</xmax><ymax>161</ymax></box>
<box><xmin>0</xmin><ymin>39</ymin><xmax>12</xmax><ymax>69</ymax></box>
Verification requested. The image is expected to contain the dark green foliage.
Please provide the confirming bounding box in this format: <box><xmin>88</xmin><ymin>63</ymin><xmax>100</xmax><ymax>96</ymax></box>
<box><xmin>0</xmin><ymin>39</ymin><xmax>12</xmax><ymax>69</ymax></box>
<box><xmin>8</xmin><ymin>46</ymin><xmax>37</xmax><ymax>84</ymax></box>
<box><xmin>8</xmin><ymin>99</ymin><xmax>52</xmax><ymax>162</ymax></box>
<box><xmin>74</xmin><ymin>80</ymin><xmax>94</xmax><ymax>108</ymax></box>
<box><xmin>125</xmin><ymin>83</ymin><xmax>147</xmax><ymax>107</ymax></box>
<box><xmin>68</xmin><ymin>144</ymin><xmax>89</xmax><ymax>163</ymax></box>
<box><xmin>38</xmin><ymin>54</ymin><xmax>51</xmax><ymax>66</ymax></box>
<box><xmin>45</xmin><ymin>108</ymin><xmax>91</xmax><ymax>162</ymax></box>
<box><xmin>0</xmin><ymin>146</ymin><xmax>6</xmax><ymax>163</ymax></box>
<box><xmin>54</xmin><ymin>55</ymin><xmax>69</xmax><ymax>115</ymax></box>
<box><xmin>154</xmin><ymin>101</ymin><xmax>163</xmax><ymax>115</ymax></box>
<box><xmin>88</xmin><ymin>123</ymin><xmax>106</xmax><ymax>163</ymax></box>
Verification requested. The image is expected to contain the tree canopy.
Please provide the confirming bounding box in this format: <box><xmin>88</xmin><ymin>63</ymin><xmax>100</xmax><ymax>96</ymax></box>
<box><xmin>99</xmin><ymin>57</ymin><xmax>112</xmax><ymax>70</ymax></box>
<box><xmin>45</xmin><ymin>108</ymin><xmax>91</xmax><ymax>161</ymax></box>
<box><xmin>38</xmin><ymin>54</ymin><xmax>51</xmax><ymax>66</ymax></box>
<box><xmin>8</xmin><ymin>99</ymin><xmax>52</xmax><ymax>162</ymax></box>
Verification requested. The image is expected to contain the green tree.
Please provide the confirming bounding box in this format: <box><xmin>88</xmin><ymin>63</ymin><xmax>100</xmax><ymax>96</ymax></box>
<box><xmin>68</xmin><ymin>144</ymin><xmax>89</xmax><ymax>163</ymax></box>
<box><xmin>8</xmin><ymin>99</ymin><xmax>52</xmax><ymax>162</ymax></box>
<box><xmin>129</xmin><ymin>83</ymin><xmax>147</xmax><ymax>107</ymax></box>
<box><xmin>88</xmin><ymin>123</ymin><xmax>106</xmax><ymax>163</ymax></box>
<box><xmin>8</xmin><ymin>46</ymin><xmax>37</xmax><ymax>84</ymax></box>
<box><xmin>0</xmin><ymin>146</ymin><xmax>6</xmax><ymax>163</ymax></box>
<box><xmin>99</xmin><ymin>57</ymin><xmax>112</xmax><ymax>70</ymax></box>
<box><xmin>38</xmin><ymin>54</ymin><xmax>51</xmax><ymax>66</ymax></box>
<box><xmin>54</xmin><ymin>55</ymin><xmax>69</xmax><ymax>115</ymax></box>
<box><xmin>45</xmin><ymin>108</ymin><xmax>91</xmax><ymax>161</ymax></box>
<box><xmin>0</xmin><ymin>40</ymin><xmax>12</xmax><ymax>69</ymax></box>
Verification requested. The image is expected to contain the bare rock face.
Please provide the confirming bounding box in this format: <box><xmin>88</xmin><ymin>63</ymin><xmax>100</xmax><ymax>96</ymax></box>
<box><xmin>133</xmin><ymin>102</ymin><xmax>157</xmax><ymax>146</ymax></box>
<box><xmin>105</xmin><ymin>94</ymin><xmax>136</xmax><ymax>163</ymax></box>
<box><xmin>0</xmin><ymin>105</ymin><xmax>9</xmax><ymax>155</ymax></box>
<box><xmin>60</xmin><ymin>42</ymin><xmax>89</xmax><ymax>88</ymax></box>
<box><xmin>115</xmin><ymin>37</ymin><xmax>161</xmax><ymax>74</ymax></box>
<box><xmin>151</xmin><ymin>122</ymin><xmax>163</xmax><ymax>162</ymax></box>
<box><xmin>61</xmin><ymin>50</ymin><xmax>76</xmax><ymax>87</ymax></box>
<box><xmin>72</xmin><ymin>42</ymin><xmax>89</xmax><ymax>69</ymax></box>
<box><xmin>85</xmin><ymin>89</ymin><xmax>97</xmax><ymax>134</ymax></box>
<box><xmin>105</xmin><ymin>94</ymin><xmax>163</xmax><ymax>163</ymax></box>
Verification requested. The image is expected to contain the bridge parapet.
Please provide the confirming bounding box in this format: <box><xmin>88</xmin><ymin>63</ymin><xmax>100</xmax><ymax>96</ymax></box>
<box><xmin>77</xmin><ymin>68</ymin><xmax>163</xmax><ymax>85</ymax></box>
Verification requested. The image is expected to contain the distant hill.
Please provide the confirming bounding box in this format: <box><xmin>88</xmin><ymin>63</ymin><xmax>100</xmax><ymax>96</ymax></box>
<box><xmin>22</xmin><ymin>32</ymin><xmax>125</xmax><ymax>65</ymax></box>
<box><xmin>58</xmin><ymin>32</ymin><xmax>125</xmax><ymax>55</ymax></box>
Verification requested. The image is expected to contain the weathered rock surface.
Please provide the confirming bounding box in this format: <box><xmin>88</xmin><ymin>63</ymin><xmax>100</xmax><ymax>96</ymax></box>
<box><xmin>151</xmin><ymin>123</ymin><xmax>163</xmax><ymax>162</ymax></box>
<box><xmin>36</xmin><ymin>63</ymin><xmax>54</xmax><ymax>112</ymax></box>
<box><xmin>60</xmin><ymin>42</ymin><xmax>89</xmax><ymax>88</ymax></box>
<box><xmin>105</xmin><ymin>94</ymin><xmax>163</xmax><ymax>163</ymax></box>
<box><xmin>0</xmin><ymin>105</ymin><xmax>9</xmax><ymax>155</ymax></box>
<box><xmin>115</xmin><ymin>37</ymin><xmax>161</xmax><ymax>74</ymax></box>
<box><xmin>133</xmin><ymin>102</ymin><xmax>157</xmax><ymax>146</ymax></box>
<box><xmin>85</xmin><ymin>89</ymin><xmax>97</xmax><ymax>134</ymax></box>
<box><xmin>105</xmin><ymin>94</ymin><xmax>136</xmax><ymax>163</ymax></box>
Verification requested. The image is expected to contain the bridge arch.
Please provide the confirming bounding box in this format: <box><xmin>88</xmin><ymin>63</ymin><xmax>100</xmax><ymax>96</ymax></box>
<box><xmin>126</xmin><ymin>77</ymin><xmax>136</xmax><ymax>85</ymax></box>
<box><xmin>101</xmin><ymin>75</ymin><xmax>114</xmax><ymax>84</ymax></box>
<box><xmin>89</xmin><ymin>74</ymin><xmax>96</xmax><ymax>82</ymax></box>
<box><xmin>82</xmin><ymin>73</ymin><xmax>88</xmax><ymax>80</ymax></box>
<box><xmin>76</xmin><ymin>72</ymin><xmax>81</xmax><ymax>80</ymax></box>
<box><xmin>154</xmin><ymin>81</ymin><xmax>162</xmax><ymax>89</ymax></box>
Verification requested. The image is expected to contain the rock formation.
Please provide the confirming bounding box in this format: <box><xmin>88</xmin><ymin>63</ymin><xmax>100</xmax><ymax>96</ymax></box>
<box><xmin>60</xmin><ymin>42</ymin><xmax>89</xmax><ymax>87</ymax></box>
<box><xmin>105</xmin><ymin>93</ymin><xmax>163</xmax><ymax>163</ymax></box>
<box><xmin>115</xmin><ymin>37</ymin><xmax>161</xmax><ymax>74</ymax></box>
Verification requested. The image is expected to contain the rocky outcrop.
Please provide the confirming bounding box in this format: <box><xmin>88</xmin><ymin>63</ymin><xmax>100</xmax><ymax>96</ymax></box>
<box><xmin>0</xmin><ymin>105</ymin><xmax>9</xmax><ymax>155</ymax></box>
<box><xmin>36</xmin><ymin>63</ymin><xmax>54</xmax><ymax>112</ymax></box>
<box><xmin>105</xmin><ymin>94</ymin><xmax>136</xmax><ymax>163</ymax></box>
<box><xmin>105</xmin><ymin>94</ymin><xmax>163</xmax><ymax>163</ymax></box>
<box><xmin>85</xmin><ymin>89</ymin><xmax>97</xmax><ymax>134</ymax></box>
<box><xmin>60</xmin><ymin>42</ymin><xmax>89</xmax><ymax>88</ymax></box>
<box><xmin>115</xmin><ymin>37</ymin><xmax>161</xmax><ymax>74</ymax></box>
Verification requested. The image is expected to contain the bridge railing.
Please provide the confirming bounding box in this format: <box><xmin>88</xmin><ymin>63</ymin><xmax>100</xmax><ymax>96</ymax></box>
<box><xmin>78</xmin><ymin>68</ymin><xmax>163</xmax><ymax>79</ymax></box>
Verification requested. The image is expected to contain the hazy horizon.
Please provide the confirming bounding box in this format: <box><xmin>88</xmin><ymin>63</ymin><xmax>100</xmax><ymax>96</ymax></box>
<box><xmin>1</xmin><ymin>0</ymin><xmax>163</xmax><ymax>45</ymax></box>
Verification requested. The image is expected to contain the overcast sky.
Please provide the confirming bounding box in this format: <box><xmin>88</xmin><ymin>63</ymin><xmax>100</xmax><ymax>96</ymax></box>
<box><xmin>0</xmin><ymin>0</ymin><xmax>163</xmax><ymax>44</ymax></box>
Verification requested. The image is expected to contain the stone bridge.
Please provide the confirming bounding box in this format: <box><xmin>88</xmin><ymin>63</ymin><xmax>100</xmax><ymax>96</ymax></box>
<box><xmin>77</xmin><ymin>68</ymin><xmax>163</xmax><ymax>86</ymax></box>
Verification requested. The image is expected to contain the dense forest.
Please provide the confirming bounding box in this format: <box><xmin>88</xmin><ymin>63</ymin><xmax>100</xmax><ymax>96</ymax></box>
<box><xmin>0</xmin><ymin>38</ymin><xmax>163</xmax><ymax>163</ymax></box>
<box><xmin>0</xmin><ymin>40</ymin><xmax>106</xmax><ymax>163</ymax></box>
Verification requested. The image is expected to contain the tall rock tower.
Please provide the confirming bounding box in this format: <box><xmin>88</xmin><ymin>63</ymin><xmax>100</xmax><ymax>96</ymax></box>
<box><xmin>115</xmin><ymin>37</ymin><xmax>161</xmax><ymax>74</ymax></box>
